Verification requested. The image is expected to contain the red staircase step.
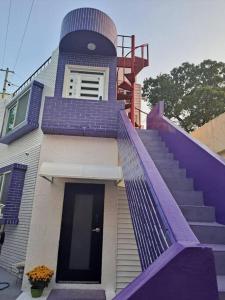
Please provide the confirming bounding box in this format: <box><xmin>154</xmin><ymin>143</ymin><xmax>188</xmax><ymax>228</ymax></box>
<box><xmin>118</xmin><ymin>81</ymin><xmax>133</xmax><ymax>91</ymax></box>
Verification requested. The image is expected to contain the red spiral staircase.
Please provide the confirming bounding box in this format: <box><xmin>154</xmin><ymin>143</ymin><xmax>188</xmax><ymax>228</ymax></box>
<box><xmin>117</xmin><ymin>35</ymin><xmax>149</xmax><ymax>126</ymax></box>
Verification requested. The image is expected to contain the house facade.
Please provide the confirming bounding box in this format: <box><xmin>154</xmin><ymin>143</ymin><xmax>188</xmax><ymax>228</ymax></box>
<box><xmin>0</xmin><ymin>7</ymin><xmax>143</xmax><ymax>299</ymax></box>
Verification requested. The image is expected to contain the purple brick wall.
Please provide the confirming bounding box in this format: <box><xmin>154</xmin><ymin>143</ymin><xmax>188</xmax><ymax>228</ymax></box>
<box><xmin>54</xmin><ymin>52</ymin><xmax>117</xmax><ymax>100</ymax></box>
<box><xmin>42</xmin><ymin>97</ymin><xmax>124</xmax><ymax>138</ymax></box>
<box><xmin>0</xmin><ymin>80</ymin><xmax>44</xmax><ymax>144</ymax></box>
<box><xmin>0</xmin><ymin>163</ymin><xmax>27</xmax><ymax>225</ymax></box>
<box><xmin>41</xmin><ymin>7</ymin><xmax>120</xmax><ymax>138</ymax></box>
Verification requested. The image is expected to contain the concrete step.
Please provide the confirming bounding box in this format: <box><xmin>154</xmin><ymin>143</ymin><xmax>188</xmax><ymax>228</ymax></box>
<box><xmin>136</xmin><ymin>129</ymin><xmax>159</xmax><ymax>137</ymax></box>
<box><xmin>202</xmin><ymin>244</ymin><xmax>225</xmax><ymax>275</ymax></box>
<box><xmin>217</xmin><ymin>276</ymin><xmax>225</xmax><ymax>299</ymax></box>
<box><xmin>164</xmin><ymin>176</ymin><xmax>194</xmax><ymax>191</ymax></box>
<box><xmin>159</xmin><ymin>167</ymin><xmax>186</xmax><ymax>178</ymax></box>
<box><xmin>190</xmin><ymin>222</ymin><xmax>225</xmax><ymax>244</ymax></box>
<box><xmin>171</xmin><ymin>190</ymin><xmax>204</xmax><ymax>206</ymax></box>
<box><xmin>179</xmin><ymin>205</ymin><xmax>215</xmax><ymax>222</ymax></box>
<box><xmin>147</xmin><ymin>151</ymin><xmax>174</xmax><ymax>160</ymax></box>
<box><xmin>153</xmin><ymin>158</ymin><xmax>180</xmax><ymax>169</ymax></box>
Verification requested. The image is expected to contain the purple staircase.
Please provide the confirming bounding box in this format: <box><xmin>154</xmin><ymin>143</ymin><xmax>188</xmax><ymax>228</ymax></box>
<box><xmin>114</xmin><ymin>105</ymin><xmax>225</xmax><ymax>299</ymax></box>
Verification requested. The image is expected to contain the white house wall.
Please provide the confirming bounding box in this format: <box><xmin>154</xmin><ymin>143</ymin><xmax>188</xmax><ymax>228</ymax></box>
<box><xmin>0</xmin><ymin>49</ymin><xmax>58</xmax><ymax>273</ymax></box>
<box><xmin>23</xmin><ymin>135</ymin><xmax>119</xmax><ymax>299</ymax></box>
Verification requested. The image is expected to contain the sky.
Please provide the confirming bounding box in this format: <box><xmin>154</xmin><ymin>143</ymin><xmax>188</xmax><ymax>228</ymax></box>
<box><xmin>0</xmin><ymin>0</ymin><xmax>225</xmax><ymax>94</ymax></box>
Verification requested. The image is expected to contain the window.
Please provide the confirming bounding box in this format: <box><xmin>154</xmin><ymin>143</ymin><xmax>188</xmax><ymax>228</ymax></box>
<box><xmin>4</xmin><ymin>90</ymin><xmax>30</xmax><ymax>135</ymax></box>
<box><xmin>63</xmin><ymin>65</ymin><xmax>109</xmax><ymax>100</ymax></box>
<box><xmin>0</xmin><ymin>172</ymin><xmax>11</xmax><ymax>205</ymax></box>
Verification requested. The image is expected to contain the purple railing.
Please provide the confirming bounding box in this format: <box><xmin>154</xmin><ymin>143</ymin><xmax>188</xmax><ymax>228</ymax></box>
<box><xmin>114</xmin><ymin>110</ymin><xmax>218</xmax><ymax>300</ymax></box>
<box><xmin>147</xmin><ymin>101</ymin><xmax>225</xmax><ymax>225</ymax></box>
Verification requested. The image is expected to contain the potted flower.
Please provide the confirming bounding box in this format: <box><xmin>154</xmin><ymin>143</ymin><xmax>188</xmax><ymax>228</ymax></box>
<box><xmin>26</xmin><ymin>265</ymin><xmax>54</xmax><ymax>298</ymax></box>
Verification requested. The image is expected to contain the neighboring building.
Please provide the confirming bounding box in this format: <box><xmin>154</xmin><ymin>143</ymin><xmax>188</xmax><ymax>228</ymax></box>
<box><xmin>192</xmin><ymin>112</ymin><xmax>225</xmax><ymax>159</ymax></box>
<box><xmin>0</xmin><ymin>7</ymin><xmax>224</xmax><ymax>300</ymax></box>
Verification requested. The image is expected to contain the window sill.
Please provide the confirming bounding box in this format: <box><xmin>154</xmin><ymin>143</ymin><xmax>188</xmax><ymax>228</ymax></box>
<box><xmin>0</xmin><ymin>121</ymin><xmax>38</xmax><ymax>145</ymax></box>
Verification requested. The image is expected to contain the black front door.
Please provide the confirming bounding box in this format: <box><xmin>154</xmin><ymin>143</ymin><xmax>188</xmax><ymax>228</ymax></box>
<box><xmin>56</xmin><ymin>183</ymin><xmax>105</xmax><ymax>283</ymax></box>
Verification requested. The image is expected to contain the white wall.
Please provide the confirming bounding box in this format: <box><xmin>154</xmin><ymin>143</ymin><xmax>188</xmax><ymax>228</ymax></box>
<box><xmin>23</xmin><ymin>135</ymin><xmax>119</xmax><ymax>299</ymax></box>
<box><xmin>0</xmin><ymin>49</ymin><xmax>59</xmax><ymax>273</ymax></box>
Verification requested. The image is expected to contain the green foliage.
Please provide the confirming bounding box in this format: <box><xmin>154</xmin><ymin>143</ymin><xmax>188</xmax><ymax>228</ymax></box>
<box><xmin>143</xmin><ymin>59</ymin><xmax>225</xmax><ymax>132</ymax></box>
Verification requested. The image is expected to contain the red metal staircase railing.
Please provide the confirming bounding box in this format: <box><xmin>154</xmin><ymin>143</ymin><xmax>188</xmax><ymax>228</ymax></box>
<box><xmin>117</xmin><ymin>35</ymin><xmax>149</xmax><ymax>126</ymax></box>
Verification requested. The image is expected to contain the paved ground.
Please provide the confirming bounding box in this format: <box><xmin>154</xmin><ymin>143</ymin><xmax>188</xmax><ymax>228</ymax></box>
<box><xmin>0</xmin><ymin>267</ymin><xmax>22</xmax><ymax>300</ymax></box>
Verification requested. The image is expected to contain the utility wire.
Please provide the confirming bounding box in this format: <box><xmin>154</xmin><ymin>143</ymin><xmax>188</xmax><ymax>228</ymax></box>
<box><xmin>13</xmin><ymin>0</ymin><xmax>35</xmax><ymax>70</ymax></box>
<box><xmin>1</xmin><ymin>0</ymin><xmax>12</xmax><ymax>68</ymax></box>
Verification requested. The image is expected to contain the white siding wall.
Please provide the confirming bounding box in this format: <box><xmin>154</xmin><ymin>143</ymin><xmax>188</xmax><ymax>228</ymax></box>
<box><xmin>116</xmin><ymin>187</ymin><xmax>141</xmax><ymax>293</ymax></box>
<box><xmin>0</xmin><ymin>49</ymin><xmax>58</xmax><ymax>273</ymax></box>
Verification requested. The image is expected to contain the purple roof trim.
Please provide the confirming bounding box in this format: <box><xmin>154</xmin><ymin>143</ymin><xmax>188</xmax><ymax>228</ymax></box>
<box><xmin>147</xmin><ymin>101</ymin><xmax>225</xmax><ymax>224</ymax></box>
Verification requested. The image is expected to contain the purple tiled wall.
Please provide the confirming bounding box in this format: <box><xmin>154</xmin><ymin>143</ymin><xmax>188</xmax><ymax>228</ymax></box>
<box><xmin>0</xmin><ymin>81</ymin><xmax>44</xmax><ymax>144</ymax></box>
<box><xmin>54</xmin><ymin>52</ymin><xmax>117</xmax><ymax>100</ymax></box>
<box><xmin>41</xmin><ymin>7</ymin><xmax>120</xmax><ymax>138</ymax></box>
<box><xmin>0</xmin><ymin>163</ymin><xmax>27</xmax><ymax>225</ymax></box>
<box><xmin>42</xmin><ymin>97</ymin><xmax>124</xmax><ymax>138</ymax></box>
<box><xmin>59</xmin><ymin>8</ymin><xmax>117</xmax><ymax>55</ymax></box>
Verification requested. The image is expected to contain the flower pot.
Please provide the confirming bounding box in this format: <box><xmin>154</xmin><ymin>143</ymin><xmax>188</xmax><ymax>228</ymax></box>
<box><xmin>31</xmin><ymin>287</ymin><xmax>44</xmax><ymax>298</ymax></box>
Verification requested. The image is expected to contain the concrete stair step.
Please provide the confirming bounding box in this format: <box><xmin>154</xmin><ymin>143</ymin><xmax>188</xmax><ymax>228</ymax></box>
<box><xmin>179</xmin><ymin>205</ymin><xmax>215</xmax><ymax>222</ymax></box>
<box><xmin>217</xmin><ymin>276</ymin><xmax>225</xmax><ymax>299</ymax></box>
<box><xmin>159</xmin><ymin>167</ymin><xmax>186</xmax><ymax>178</ymax></box>
<box><xmin>147</xmin><ymin>151</ymin><xmax>174</xmax><ymax>160</ymax></box>
<box><xmin>171</xmin><ymin>190</ymin><xmax>204</xmax><ymax>206</ymax></box>
<box><xmin>136</xmin><ymin>129</ymin><xmax>159</xmax><ymax>137</ymax></box>
<box><xmin>190</xmin><ymin>222</ymin><xmax>225</xmax><ymax>244</ymax></box>
<box><xmin>202</xmin><ymin>244</ymin><xmax>225</xmax><ymax>275</ymax></box>
<box><xmin>164</xmin><ymin>177</ymin><xmax>194</xmax><ymax>191</ymax></box>
<box><xmin>153</xmin><ymin>159</ymin><xmax>180</xmax><ymax>169</ymax></box>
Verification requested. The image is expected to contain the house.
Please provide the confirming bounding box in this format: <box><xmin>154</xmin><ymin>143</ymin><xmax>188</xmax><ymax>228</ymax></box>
<box><xmin>0</xmin><ymin>7</ymin><xmax>225</xmax><ymax>300</ymax></box>
<box><xmin>192</xmin><ymin>112</ymin><xmax>225</xmax><ymax>159</ymax></box>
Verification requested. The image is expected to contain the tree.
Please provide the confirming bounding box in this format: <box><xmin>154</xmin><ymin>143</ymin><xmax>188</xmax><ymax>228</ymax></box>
<box><xmin>142</xmin><ymin>60</ymin><xmax>225</xmax><ymax>132</ymax></box>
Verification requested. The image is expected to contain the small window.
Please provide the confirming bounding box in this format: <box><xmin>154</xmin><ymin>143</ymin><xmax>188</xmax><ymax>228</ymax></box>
<box><xmin>3</xmin><ymin>90</ymin><xmax>30</xmax><ymax>135</ymax></box>
<box><xmin>0</xmin><ymin>172</ymin><xmax>11</xmax><ymax>205</ymax></box>
<box><xmin>63</xmin><ymin>66</ymin><xmax>108</xmax><ymax>101</ymax></box>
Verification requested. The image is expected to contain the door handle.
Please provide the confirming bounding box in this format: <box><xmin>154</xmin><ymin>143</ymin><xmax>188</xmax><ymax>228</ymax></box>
<box><xmin>92</xmin><ymin>227</ymin><xmax>101</xmax><ymax>233</ymax></box>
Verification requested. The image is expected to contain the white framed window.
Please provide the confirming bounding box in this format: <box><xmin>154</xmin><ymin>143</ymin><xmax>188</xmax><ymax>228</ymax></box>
<box><xmin>63</xmin><ymin>65</ymin><xmax>109</xmax><ymax>100</ymax></box>
<box><xmin>2</xmin><ymin>90</ymin><xmax>30</xmax><ymax>135</ymax></box>
<box><xmin>0</xmin><ymin>172</ymin><xmax>11</xmax><ymax>205</ymax></box>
